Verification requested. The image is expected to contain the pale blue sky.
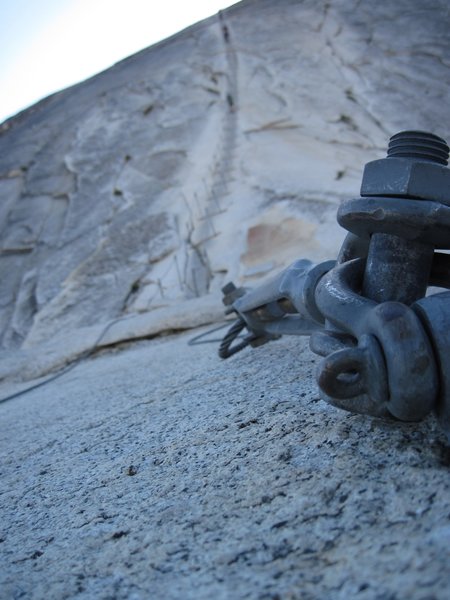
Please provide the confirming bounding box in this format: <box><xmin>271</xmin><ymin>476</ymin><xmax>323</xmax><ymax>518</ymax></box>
<box><xmin>0</xmin><ymin>0</ymin><xmax>237</xmax><ymax>123</ymax></box>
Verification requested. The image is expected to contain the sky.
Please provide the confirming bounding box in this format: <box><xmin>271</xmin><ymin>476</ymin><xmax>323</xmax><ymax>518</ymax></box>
<box><xmin>0</xmin><ymin>0</ymin><xmax>237</xmax><ymax>124</ymax></box>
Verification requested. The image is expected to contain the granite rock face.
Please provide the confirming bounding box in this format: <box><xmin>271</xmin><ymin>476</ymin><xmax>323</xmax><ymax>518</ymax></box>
<box><xmin>0</xmin><ymin>0</ymin><xmax>449</xmax><ymax>356</ymax></box>
<box><xmin>1</xmin><ymin>2</ymin><xmax>450</xmax><ymax>598</ymax></box>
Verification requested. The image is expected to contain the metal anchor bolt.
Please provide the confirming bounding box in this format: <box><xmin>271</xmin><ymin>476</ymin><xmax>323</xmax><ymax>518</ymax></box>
<box><xmin>219</xmin><ymin>130</ymin><xmax>450</xmax><ymax>438</ymax></box>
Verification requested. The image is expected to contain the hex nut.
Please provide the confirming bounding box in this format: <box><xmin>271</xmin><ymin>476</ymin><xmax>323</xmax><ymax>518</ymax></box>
<box><xmin>360</xmin><ymin>157</ymin><xmax>450</xmax><ymax>206</ymax></box>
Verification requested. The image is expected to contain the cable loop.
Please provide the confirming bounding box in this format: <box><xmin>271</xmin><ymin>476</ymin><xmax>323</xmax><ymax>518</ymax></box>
<box><xmin>218</xmin><ymin>318</ymin><xmax>253</xmax><ymax>359</ymax></box>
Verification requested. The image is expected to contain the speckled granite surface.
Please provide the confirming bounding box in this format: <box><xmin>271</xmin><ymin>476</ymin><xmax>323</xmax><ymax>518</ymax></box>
<box><xmin>1</xmin><ymin>330</ymin><xmax>449</xmax><ymax>599</ymax></box>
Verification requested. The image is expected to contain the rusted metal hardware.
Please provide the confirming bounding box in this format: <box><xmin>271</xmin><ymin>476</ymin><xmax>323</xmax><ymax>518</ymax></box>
<box><xmin>220</xmin><ymin>131</ymin><xmax>450</xmax><ymax>436</ymax></box>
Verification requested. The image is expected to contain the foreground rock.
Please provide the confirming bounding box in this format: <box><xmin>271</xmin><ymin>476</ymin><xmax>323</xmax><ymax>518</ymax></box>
<box><xmin>1</xmin><ymin>329</ymin><xmax>449</xmax><ymax>598</ymax></box>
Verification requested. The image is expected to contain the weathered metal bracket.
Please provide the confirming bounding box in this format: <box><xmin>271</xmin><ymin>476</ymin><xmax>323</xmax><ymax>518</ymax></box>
<box><xmin>220</xmin><ymin>131</ymin><xmax>450</xmax><ymax>437</ymax></box>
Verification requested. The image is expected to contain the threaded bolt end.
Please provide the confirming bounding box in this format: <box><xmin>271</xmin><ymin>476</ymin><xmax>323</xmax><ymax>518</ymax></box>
<box><xmin>387</xmin><ymin>130</ymin><xmax>449</xmax><ymax>166</ymax></box>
